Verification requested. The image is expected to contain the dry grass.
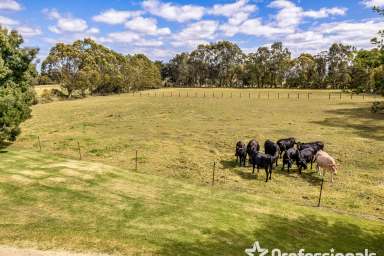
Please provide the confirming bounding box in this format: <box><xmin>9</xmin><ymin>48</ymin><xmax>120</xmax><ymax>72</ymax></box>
<box><xmin>0</xmin><ymin>149</ymin><xmax>383</xmax><ymax>255</ymax></box>
<box><xmin>2</xmin><ymin>88</ymin><xmax>383</xmax><ymax>254</ymax></box>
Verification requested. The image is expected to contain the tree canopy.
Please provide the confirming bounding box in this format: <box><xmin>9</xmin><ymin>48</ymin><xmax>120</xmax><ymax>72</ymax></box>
<box><xmin>161</xmin><ymin>40</ymin><xmax>382</xmax><ymax>93</ymax></box>
<box><xmin>0</xmin><ymin>27</ymin><xmax>37</xmax><ymax>143</ymax></box>
<box><xmin>42</xmin><ymin>39</ymin><xmax>162</xmax><ymax>97</ymax></box>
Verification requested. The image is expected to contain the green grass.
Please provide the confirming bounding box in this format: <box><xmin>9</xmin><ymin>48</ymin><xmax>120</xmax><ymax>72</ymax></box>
<box><xmin>0</xmin><ymin>149</ymin><xmax>383</xmax><ymax>255</ymax></box>
<box><xmin>3</xmin><ymin>88</ymin><xmax>384</xmax><ymax>254</ymax></box>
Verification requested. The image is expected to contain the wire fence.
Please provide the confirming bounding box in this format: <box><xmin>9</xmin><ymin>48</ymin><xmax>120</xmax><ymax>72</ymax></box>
<box><xmin>130</xmin><ymin>90</ymin><xmax>382</xmax><ymax>101</ymax></box>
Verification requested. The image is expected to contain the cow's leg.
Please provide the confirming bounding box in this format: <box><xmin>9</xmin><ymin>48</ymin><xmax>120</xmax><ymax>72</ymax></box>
<box><xmin>310</xmin><ymin>158</ymin><xmax>313</xmax><ymax>169</ymax></box>
<box><xmin>269</xmin><ymin>165</ymin><xmax>272</xmax><ymax>180</ymax></box>
<box><xmin>252</xmin><ymin>164</ymin><xmax>255</xmax><ymax>174</ymax></box>
<box><xmin>265</xmin><ymin>167</ymin><xmax>269</xmax><ymax>182</ymax></box>
<box><xmin>331</xmin><ymin>172</ymin><xmax>334</xmax><ymax>183</ymax></box>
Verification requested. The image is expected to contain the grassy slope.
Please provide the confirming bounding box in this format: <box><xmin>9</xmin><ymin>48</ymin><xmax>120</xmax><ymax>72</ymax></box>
<box><xmin>0</xmin><ymin>149</ymin><xmax>383</xmax><ymax>255</ymax></box>
<box><xmin>13</xmin><ymin>89</ymin><xmax>384</xmax><ymax>219</ymax></box>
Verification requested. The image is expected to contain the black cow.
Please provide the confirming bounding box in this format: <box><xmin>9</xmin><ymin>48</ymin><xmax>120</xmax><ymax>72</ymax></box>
<box><xmin>282</xmin><ymin>147</ymin><xmax>299</xmax><ymax>173</ymax></box>
<box><xmin>264</xmin><ymin>139</ymin><xmax>279</xmax><ymax>166</ymax></box>
<box><xmin>297</xmin><ymin>141</ymin><xmax>324</xmax><ymax>153</ymax></box>
<box><xmin>250</xmin><ymin>151</ymin><xmax>275</xmax><ymax>182</ymax></box>
<box><xmin>235</xmin><ymin>141</ymin><xmax>247</xmax><ymax>167</ymax></box>
<box><xmin>277</xmin><ymin>137</ymin><xmax>296</xmax><ymax>158</ymax></box>
<box><xmin>247</xmin><ymin>139</ymin><xmax>260</xmax><ymax>165</ymax></box>
<box><xmin>297</xmin><ymin>147</ymin><xmax>316</xmax><ymax>174</ymax></box>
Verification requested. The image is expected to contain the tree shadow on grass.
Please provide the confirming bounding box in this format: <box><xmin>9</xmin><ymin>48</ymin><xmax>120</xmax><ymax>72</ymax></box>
<box><xmin>313</xmin><ymin>106</ymin><xmax>384</xmax><ymax>142</ymax></box>
<box><xmin>155</xmin><ymin>213</ymin><xmax>384</xmax><ymax>256</ymax></box>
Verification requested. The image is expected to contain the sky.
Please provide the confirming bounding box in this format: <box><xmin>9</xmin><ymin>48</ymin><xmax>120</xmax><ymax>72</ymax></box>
<box><xmin>0</xmin><ymin>0</ymin><xmax>383</xmax><ymax>64</ymax></box>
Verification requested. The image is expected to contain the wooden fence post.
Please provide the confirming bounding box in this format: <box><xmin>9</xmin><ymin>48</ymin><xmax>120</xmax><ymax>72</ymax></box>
<box><xmin>212</xmin><ymin>161</ymin><xmax>216</xmax><ymax>186</ymax></box>
<box><xmin>77</xmin><ymin>141</ymin><xmax>82</xmax><ymax>160</ymax></box>
<box><xmin>37</xmin><ymin>136</ymin><xmax>42</xmax><ymax>152</ymax></box>
<box><xmin>297</xmin><ymin>93</ymin><xmax>300</xmax><ymax>100</ymax></box>
<box><xmin>339</xmin><ymin>92</ymin><xmax>342</xmax><ymax>100</ymax></box>
<box><xmin>318</xmin><ymin>178</ymin><xmax>324</xmax><ymax>207</ymax></box>
<box><xmin>288</xmin><ymin>93</ymin><xmax>290</xmax><ymax>99</ymax></box>
<box><xmin>307</xmin><ymin>93</ymin><xmax>310</xmax><ymax>100</ymax></box>
<box><xmin>278</xmin><ymin>92</ymin><xmax>280</xmax><ymax>99</ymax></box>
<box><xmin>249</xmin><ymin>92</ymin><xmax>251</xmax><ymax>99</ymax></box>
<box><xmin>135</xmin><ymin>150</ymin><xmax>138</xmax><ymax>171</ymax></box>
<box><xmin>268</xmin><ymin>92</ymin><xmax>270</xmax><ymax>99</ymax></box>
<box><xmin>329</xmin><ymin>93</ymin><xmax>331</xmax><ymax>100</ymax></box>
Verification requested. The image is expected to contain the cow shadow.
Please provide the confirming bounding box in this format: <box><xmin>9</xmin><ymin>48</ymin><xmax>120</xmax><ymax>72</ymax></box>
<box><xmin>220</xmin><ymin>159</ymin><xmax>238</xmax><ymax>169</ymax></box>
<box><xmin>155</xmin><ymin>212</ymin><xmax>384</xmax><ymax>255</ymax></box>
<box><xmin>277</xmin><ymin>165</ymin><xmax>322</xmax><ymax>186</ymax></box>
<box><xmin>220</xmin><ymin>159</ymin><xmax>256</xmax><ymax>180</ymax></box>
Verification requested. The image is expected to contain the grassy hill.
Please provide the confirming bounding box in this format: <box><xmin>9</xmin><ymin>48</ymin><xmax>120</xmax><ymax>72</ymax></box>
<box><xmin>2</xmin><ymin>88</ymin><xmax>383</xmax><ymax>254</ymax></box>
<box><xmin>0</xmin><ymin>149</ymin><xmax>383</xmax><ymax>255</ymax></box>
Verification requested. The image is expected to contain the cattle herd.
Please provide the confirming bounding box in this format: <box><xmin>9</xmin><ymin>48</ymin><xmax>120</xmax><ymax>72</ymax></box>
<box><xmin>235</xmin><ymin>138</ymin><xmax>338</xmax><ymax>183</ymax></box>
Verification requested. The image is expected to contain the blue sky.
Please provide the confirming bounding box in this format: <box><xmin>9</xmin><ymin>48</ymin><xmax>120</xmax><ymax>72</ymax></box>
<box><xmin>0</xmin><ymin>0</ymin><xmax>383</xmax><ymax>63</ymax></box>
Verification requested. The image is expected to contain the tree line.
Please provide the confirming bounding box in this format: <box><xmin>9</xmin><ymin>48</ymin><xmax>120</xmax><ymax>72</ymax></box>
<box><xmin>160</xmin><ymin>41</ymin><xmax>383</xmax><ymax>94</ymax></box>
<box><xmin>40</xmin><ymin>38</ymin><xmax>162</xmax><ymax>98</ymax></box>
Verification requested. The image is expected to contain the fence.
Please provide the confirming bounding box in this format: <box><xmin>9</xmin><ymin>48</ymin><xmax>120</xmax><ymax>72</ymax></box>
<box><xmin>31</xmin><ymin>136</ymin><xmax>327</xmax><ymax>208</ymax></box>
<box><xmin>130</xmin><ymin>90</ymin><xmax>382</xmax><ymax>101</ymax></box>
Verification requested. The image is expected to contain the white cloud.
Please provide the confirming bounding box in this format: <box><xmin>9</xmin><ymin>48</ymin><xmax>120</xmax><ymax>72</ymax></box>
<box><xmin>269</xmin><ymin>0</ymin><xmax>346</xmax><ymax>28</ymax></box>
<box><xmin>210</xmin><ymin>0</ymin><xmax>256</xmax><ymax>17</ymax></box>
<box><xmin>361</xmin><ymin>0</ymin><xmax>384</xmax><ymax>7</ymax></box>
<box><xmin>210</xmin><ymin>0</ymin><xmax>257</xmax><ymax>25</ymax></box>
<box><xmin>101</xmin><ymin>31</ymin><xmax>141</xmax><ymax>43</ymax></box>
<box><xmin>44</xmin><ymin>9</ymin><xmax>89</xmax><ymax>33</ymax></box>
<box><xmin>0</xmin><ymin>0</ymin><xmax>21</xmax><ymax>11</ymax></box>
<box><xmin>92</xmin><ymin>9</ymin><xmax>142</xmax><ymax>25</ymax></box>
<box><xmin>220</xmin><ymin>17</ymin><xmax>293</xmax><ymax>37</ymax></box>
<box><xmin>16</xmin><ymin>25</ymin><xmax>42</xmax><ymax>37</ymax></box>
<box><xmin>86</xmin><ymin>27</ymin><xmax>100</xmax><ymax>34</ymax></box>
<box><xmin>172</xmin><ymin>20</ymin><xmax>218</xmax><ymax>47</ymax></box>
<box><xmin>0</xmin><ymin>15</ymin><xmax>18</xmax><ymax>25</ymax></box>
<box><xmin>125</xmin><ymin>16</ymin><xmax>171</xmax><ymax>35</ymax></box>
<box><xmin>279</xmin><ymin>19</ymin><xmax>383</xmax><ymax>55</ymax></box>
<box><xmin>303</xmin><ymin>7</ymin><xmax>347</xmax><ymax>18</ymax></box>
<box><xmin>100</xmin><ymin>30</ymin><xmax>164</xmax><ymax>48</ymax></box>
<box><xmin>142</xmin><ymin>0</ymin><xmax>205</xmax><ymax>23</ymax></box>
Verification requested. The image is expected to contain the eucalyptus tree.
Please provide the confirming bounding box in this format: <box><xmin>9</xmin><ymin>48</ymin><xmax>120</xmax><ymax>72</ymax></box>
<box><xmin>327</xmin><ymin>43</ymin><xmax>354</xmax><ymax>89</ymax></box>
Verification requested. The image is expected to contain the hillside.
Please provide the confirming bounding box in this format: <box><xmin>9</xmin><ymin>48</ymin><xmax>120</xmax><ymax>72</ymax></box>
<box><xmin>0</xmin><ymin>149</ymin><xmax>383</xmax><ymax>255</ymax></box>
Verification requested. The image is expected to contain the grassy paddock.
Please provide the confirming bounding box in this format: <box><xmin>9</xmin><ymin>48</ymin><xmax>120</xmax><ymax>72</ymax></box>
<box><xmin>1</xmin><ymin>88</ymin><xmax>383</xmax><ymax>254</ymax></box>
<box><xmin>13</xmin><ymin>88</ymin><xmax>384</xmax><ymax>220</ymax></box>
<box><xmin>0</xmin><ymin>149</ymin><xmax>383</xmax><ymax>255</ymax></box>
